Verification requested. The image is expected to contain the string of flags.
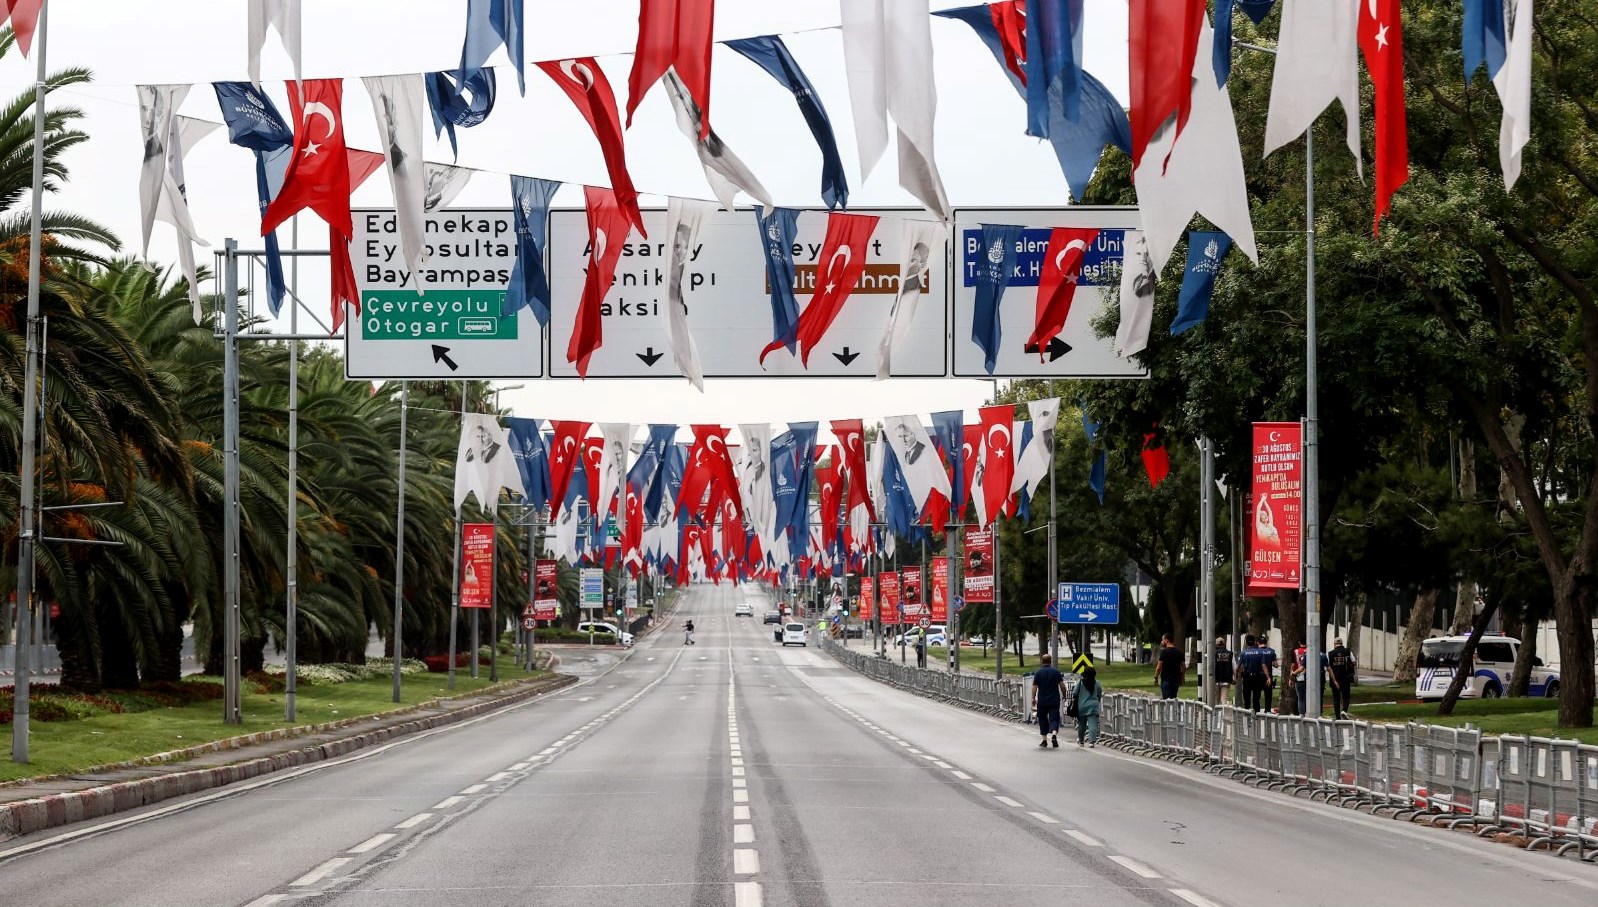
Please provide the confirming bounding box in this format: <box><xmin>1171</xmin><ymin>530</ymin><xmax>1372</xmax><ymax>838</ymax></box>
<box><xmin>118</xmin><ymin>2</ymin><xmax>1538</xmax><ymax>371</ymax></box>
<box><xmin>454</xmin><ymin>402</ymin><xmax>1174</xmax><ymax>584</ymax></box>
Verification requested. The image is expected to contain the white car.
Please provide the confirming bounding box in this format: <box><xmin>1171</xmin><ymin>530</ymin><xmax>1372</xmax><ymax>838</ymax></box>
<box><xmin>781</xmin><ymin>622</ymin><xmax>808</xmax><ymax>646</ymax></box>
<box><xmin>1414</xmin><ymin>634</ymin><xmax>1558</xmax><ymax>700</ymax></box>
<box><xmin>894</xmin><ymin>625</ymin><xmax>945</xmax><ymax>647</ymax></box>
<box><xmin>577</xmin><ymin>621</ymin><xmax>634</xmax><ymax>646</ymax></box>
<box><xmin>734</xmin><ymin>604</ymin><xmax>754</xmax><ymax>617</ymax></box>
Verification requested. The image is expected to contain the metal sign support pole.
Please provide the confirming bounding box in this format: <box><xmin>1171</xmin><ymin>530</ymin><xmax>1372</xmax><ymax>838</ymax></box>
<box><xmin>1047</xmin><ymin>393</ymin><xmax>1059</xmax><ymax>668</ymax></box>
<box><xmin>1303</xmin><ymin>124</ymin><xmax>1325</xmax><ymax>717</ymax></box>
<box><xmin>1200</xmin><ymin>437</ymin><xmax>1216</xmax><ymax>707</ymax></box>
<box><xmin>391</xmin><ymin>381</ymin><xmax>408</xmax><ymax>702</ymax></box>
<box><xmin>994</xmin><ymin>518</ymin><xmax>1004</xmax><ymax>681</ymax></box>
<box><xmin>222</xmin><ymin>240</ymin><xmax>243</xmax><ymax>724</ymax></box>
<box><xmin>949</xmin><ymin>525</ymin><xmax>960</xmax><ymax>673</ymax></box>
<box><xmin>447</xmin><ymin>383</ymin><xmax>466</xmax><ymax>689</ymax></box>
<box><xmin>284</xmin><ymin>218</ymin><xmax>300</xmax><ymax>722</ymax></box>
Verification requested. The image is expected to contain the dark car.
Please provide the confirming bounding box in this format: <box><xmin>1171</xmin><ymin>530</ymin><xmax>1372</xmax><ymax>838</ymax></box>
<box><xmin>762</xmin><ymin>611</ymin><xmax>782</xmax><ymax>625</ymax></box>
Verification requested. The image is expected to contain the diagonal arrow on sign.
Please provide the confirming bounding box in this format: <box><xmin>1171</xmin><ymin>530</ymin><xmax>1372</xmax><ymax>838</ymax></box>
<box><xmin>431</xmin><ymin>344</ymin><xmax>459</xmax><ymax>371</ymax></box>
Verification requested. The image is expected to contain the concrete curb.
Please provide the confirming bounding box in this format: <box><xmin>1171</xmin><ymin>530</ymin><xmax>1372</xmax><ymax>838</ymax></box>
<box><xmin>0</xmin><ymin>672</ymin><xmax>577</xmax><ymax>842</ymax></box>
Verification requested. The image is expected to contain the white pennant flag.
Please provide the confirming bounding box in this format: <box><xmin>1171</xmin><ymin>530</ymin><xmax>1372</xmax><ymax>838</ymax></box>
<box><xmin>596</xmin><ymin>423</ymin><xmax>632</xmax><ymax>524</ymax></box>
<box><xmin>884</xmin><ymin>415</ymin><xmax>950</xmax><ymax>515</ymax></box>
<box><xmin>970</xmin><ymin>433</ymin><xmax>992</xmax><ymax>529</ymax></box>
<box><xmin>665</xmin><ymin>198</ymin><xmax>714</xmax><ymax>390</ymax></box>
<box><xmin>737</xmin><ymin>423</ymin><xmax>777</xmax><ymax>548</ymax></box>
<box><xmin>163</xmin><ymin>116</ymin><xmax>221</xmax><ymax>322</ymax></box>
<box><xmin>137</xmin><ymin>84</ymin><xmax>188</xmax><ymax>261</ymax></box>
<box><xmin>1263</xmin><ymin>0</ymin><xmax>1362</xmax><ymax>176</ymax></box>
<box><xmin>664</xmin><ymin>71</ymin><xmax>773</xmax><ymax>214</ymax></box>
<box><xmin>550</xmin><ymin>499</ymin><xmax>582</xmax><ymax>564</ymax></box>
<box><xmin>247</xmin><ymin>0</ymin><xmax>302</xmax><ymax>88</ymax></box>
<box><xmin>365</xmin><ymin>75</ymin><xmax>429</xmax><ymax>287</ymax></box>
<box><xmin>876</xmin><ymin>219</ymin><xmax>944</xmax><ymax>379</ymax></box>
<box><xmin>423</xmin><ymin>163</ymin><xmax>475</xmax><ymax>212</ymax></box>
<box><xmin>866</xmin><ymin>434</ymin><xmax>887</xmax><ymax>529</ymax></box>
<box><xmin>840</xmin><ymin>0</ymin><xmax>951</xmax><ymax>220</ymax></box>
<box><xmin>454</xmin><ymin>413</ymin><xmax>525</xmax><ymax>514</ymax></box>
<box><xmin>1494</xmin><ymin>0</ymin><xmax>1534</xmax><ymax>190</ymax></box>
<box><xmin>1114</xmin><ymin>230</ymin><xmax>1157</xmax><ymax>358</ymax></box>
<box><xmin>1134</xmin><ymin>19</ymin><xmax>1258</xmax><ymax>272</ymax></box>
<box><xmin>1010</xmin><ymin>398</ymin><xmax>1060</xmax><ymax>500</ymax></box>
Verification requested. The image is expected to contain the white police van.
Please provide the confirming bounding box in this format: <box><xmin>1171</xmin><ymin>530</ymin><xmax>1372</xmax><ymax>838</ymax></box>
<box><xmin>1414</xmin><ymin>634</ymin><xmax>1559</xmax><ymax>701</ymax></box>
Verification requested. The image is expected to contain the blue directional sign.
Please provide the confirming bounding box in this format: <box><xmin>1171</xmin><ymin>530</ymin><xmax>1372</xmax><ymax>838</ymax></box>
<box><xmin>1056</xmin><ymin>583</ymin><xmax>1120</xmax><ymax>625</ymax></box>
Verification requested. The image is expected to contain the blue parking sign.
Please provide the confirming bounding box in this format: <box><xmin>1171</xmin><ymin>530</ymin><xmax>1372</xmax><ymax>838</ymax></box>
<box><xmin>1056</xmin><ymin>583</ymin><xmax>1119</xmax><ymax>625</ymax></box>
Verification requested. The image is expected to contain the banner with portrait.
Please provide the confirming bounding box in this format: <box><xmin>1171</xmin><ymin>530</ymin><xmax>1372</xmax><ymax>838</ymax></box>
<box><xmin>963</xmin><ymin>529</ymin><xmax>993</xmax><ymax>603</ymax></box>
<box><xmin>930</xmin><ymin>556</ymin><xmax>949</xmax><ymax>623</ymax></box>
<box><xmin>901</xmin><ymin>567</ymin><xmax>924</xmax><ymax>618</ymax></box>
<box><xmin>879</xmin><ymin>571</ymin><xmax>901</xmax><ymax>622</ymax></box>
<box><xmin>534</xmin><ymin>558</ymin><xmax>559</xmax><ymax>620</ymax></box>
<box><xmin>1249</xmin><ymin>422</ymin><xmax>1302</xmax><ymax>590</ymax></box>
<box><xmin>461</xmin><ymin>522</ymin><xmax>495</xmax><ymax>608</ymax></box>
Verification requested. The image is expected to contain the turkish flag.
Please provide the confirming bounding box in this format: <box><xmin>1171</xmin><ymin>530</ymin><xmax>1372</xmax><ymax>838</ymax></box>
<box><xmin>1359</xmin><ymin>0</ymin><xmax>1409</xmax><ymax>233</ymax></box>
<box><xmin>329</xmin><ymin>150</ymin><xmax>389</xmax><ymax>332</ymax></box>
<box><xmin>262</xmin><ymin>79</ymin><xmax>352</xmax><ymax>237</ymax></box>
<box><xmin>677</xmin><ymin>425</ymin><xmax>741</xmax><ymax>520</ymax></box>
<box><xmin>961</xmin><ymin>424</ymin><xmax>982</xmax><ymax>511</ymax></box>
<box><xmin>7</xmin><ymin>1</ymin><xmax>43</xmax><ymax>56</ymax></box>
<box><xmin>569</xmin><ymin>186</ymin><xmax>635</xmax><ymax>377</ymax></box>
<box><xmin>1025</xmin><ymin>227</ymin><xmax>1100</xmax><ymax>358</ymax></box>
<box><xmin>582</xmin><ymin>437</ymin><xmax>606</xmax><ymax>517</ymax></box>
<box><xmin>830</xmin><ymin>418</ymin><xmax>874</xmax><ymax>529</ymax></box>
<box><xmin>1128</xmin><ymin>0</ymin><xmax>1205</xmax><ymax>171</ymax></box>
<box><xmin>547</xmin><ymin>420</ymin><xmax>592</xmax><ymax>517</ymax></box>
<box><xmin>989</xmin><ymin>0</ymin><xmax>1027</xmax><ymax>86</ymax></box>
<box><xmin>1141</xmin><ymin>432</ymin><xmax>1171</xmax><ymax>488</ymax></box>
<box><xmin>979</xmin><ymin>404</ymin><xmax>1015</xmax><ymax>525</ymax></box>
<box><xmin>772</xmin><ymin>213</ymin><xmax>880</xmax><ymax>367</ymax></box>
<box><xmin>537</xmin><ymin>59</ymin><xmax>646</xmax><ymax>237</ymax></box>
<box><xmin>627</xmin><ymin>0</ymin><xmax>716</xmax><ymax>139</ymax></box>
<box><xmin>815</xmin><ymin>457</ymin><xmax>841</xmax><ymax>555</ymax></box>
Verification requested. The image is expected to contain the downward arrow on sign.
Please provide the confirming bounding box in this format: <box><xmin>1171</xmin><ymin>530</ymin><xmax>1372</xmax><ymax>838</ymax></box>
<box><xmin>637</xmin><ymin>347</ymin><xmax>663</xmax><ymax>366</ymax></box>
<box><xmin>833</xmin><ymin>346</ymin><xmax>860</xmax><ymax>366</ymax></box>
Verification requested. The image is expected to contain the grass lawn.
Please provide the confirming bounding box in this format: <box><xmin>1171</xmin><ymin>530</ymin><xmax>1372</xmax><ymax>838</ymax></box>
<box><xmin>1</xmin><ymin>665</ymin><xmax>549</xmax><ymax>784</ymax></box>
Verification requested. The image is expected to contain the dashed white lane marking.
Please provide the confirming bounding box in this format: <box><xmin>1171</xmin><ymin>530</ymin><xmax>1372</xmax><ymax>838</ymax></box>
<box><xmin>509</xmin><ymin>762</ymin><xmax>530</xmax><ymax>771</ymax></box>
<box><xmin>290</xmin><ymin>857</ymin><xmax>351</xmax><ymax>887</ymax></box>
<box><xmin>734</xmin><ymin>805</ymin><xmax>751</xmax><ymax>820</ymax></box>
<box><xmin>733</xmin><ymin>849</ymin><xmax>761</xmax><ymax>874</ymax></box>
<box><xmin>734</xmin><ymin>789</ymin><xmax>749</xmax><ymax>804</ymax></box>
<box><xmin>1170</xmin><ymin>889</ymin><xmax>1220</xmax><ymax>907</ymax></box>
<box><xmin>732</xmin><ymin>758</ymin><xmax>744</xmax><ymax>766</ymax></box>
<box><xmin>1064</xmin><ymin>830</ymin><xmax>1102</xmax><ymax>847</ymax></box>
<box><xmin>460</xmin><ymin>784</ymin><xmax>486</xmax><ymax>795</ymax></box>
<box><xmin>907</xmin><ymin>747</ymin><xmax>923</xmax><ymax>754</ymax></box>
<box><xmin>733</xmin><ymin>767</ymin><xmax>746</xmax><ymax>776</ymax></box>
<box><xmin>1108</xmin><ymin>856</ymin><xmax>1161</xmax><ymax>879</ymax></box>
<box><xmin>485</xmin><ymin>772</ymin><xmax>509</xmax><ymax>782</ymax></box>
<box><xmin>395</xmin><ymin>813</ymin><xmax>433</xmax><ymax>829</ymax></box>
<box><xmin>734</xmin><ymin>880</ymin><xmax>763</xmax><ymax>907</ymax></box>
<box><xmin>432</xmin><ymin>796</ymin><xmax>463</xmax><ymax>810</ymax></box>
<box><xmin>994</xmin><ymin>795</ymin><xmax>1024</xmax><ymax>808</ymax></box>
<box><xmin>950</xmin><ymin>770</ymin><xmax>972</xmax><ymax>780</ymax></box>
<box><xmin>971</xmin><ymin>782</ymin><xmax>996</xmax><ymax>792</ymax></box>
<box><xmin>538</xmin><ymin>747</ymin><xmax>558</xmax><ymax>755</ymax></box>
<box><xmin>348</xmin><ymin>833</ymin><xmax>396</xmax><ymax>854</ymax></box>
<box><xmin>1028</xmin><ymin>812</ymin><xmax>1059</xmax><ymax>824</ymax></box>
<box><xmin>734</xmin><ymin>824</ymin><xmax>755</xmax><ymax>843</ymax></box>
<box><xmin>243</xmin><ymin>896</ymin><xmax>284</xmax><ymax>907</ymax></box>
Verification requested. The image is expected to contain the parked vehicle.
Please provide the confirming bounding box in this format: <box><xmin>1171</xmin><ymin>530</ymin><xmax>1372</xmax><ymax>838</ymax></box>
<box><xmin>1414</xmin><ymin>634</ymin><xmax>1558</xmax><ymax>701</ymax></box>
<box><xmin>576</xmin><ymin>621</ymin><xmax>634</xmax><ymax>646</ymax></box>
<box><xmin>893</xmin><ymin>625</ymin><xmax>945</xmax><ymax>647</ymax></box>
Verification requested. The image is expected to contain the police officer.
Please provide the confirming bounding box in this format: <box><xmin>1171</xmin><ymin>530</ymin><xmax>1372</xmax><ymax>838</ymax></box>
<box><xmin>1212</xmin><ymin>637</ymin><xmax>1235</xmax><ymax>707</ymax></box>
<box><xmin>1328</xmin><ymin>636</ymin><xmax>1357</xmax><ymax>718</ymax></box>
<box><xmin>1238</xmin><ymin>635</ymin><xmax>1266</xmax><ymax>712</ymax></box>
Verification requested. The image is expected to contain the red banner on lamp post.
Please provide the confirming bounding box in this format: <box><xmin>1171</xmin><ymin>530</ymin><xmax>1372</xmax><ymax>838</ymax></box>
<box><xmin>1249</xmin><ymin>422</ymin><xmax>1303</xmax><ymax>590</ymax></box>
<box><xmin>901</xmin><ymin>568</ymin><xmax>924</xmax><ymax>618</ymax></box>
<box><xmin>930</xmin><ymin>556</ymin><xmax>949</xmax><ymax>623</ymax></box>
<box><xmin>533</xmin><ymin>559</ymin><xmax>559</xmax><ymax>621</ymax></box>
<box><xmin>461</xmin><ymin>523</ymin><xmax>495</xmax><ymax>608</ymax></box>
<box><xmin>879</xmin><ymin>572</ymin><xmax>901</xmax><ymax>622</ymax></box>
<box><xmin>964</xmin><ymin>529</ymin><xmax>994</xmax><ymax>603</ymax></box>
<box><xmin>860</xmin><ymin>576</ymin><xmax>874</xmax><ymax>622</ymax></box>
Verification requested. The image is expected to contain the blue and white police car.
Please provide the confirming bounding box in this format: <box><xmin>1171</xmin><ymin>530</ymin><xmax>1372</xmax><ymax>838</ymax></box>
<box><xmin>1414</xmin><ymin>634</ymin><xmax>1559</xmax><ymax>701</ymax></box>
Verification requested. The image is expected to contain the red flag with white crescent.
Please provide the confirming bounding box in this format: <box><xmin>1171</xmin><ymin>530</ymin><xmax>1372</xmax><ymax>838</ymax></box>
<box><xmin>262</xmin><ymin>79</ymin><xmax>352</xmax><ymax>237</ymax></box>
<box><xmin>582</xmin><ymin>438</ymin><xmax>606</xmax><ymax>518</ymax></box>
<box><xmin>547</xmin><ymin>421</ymin><xmax>592</xmax><ymax>518</ymax></box>
<box><xmin>766</xmin><ymin>213</ymin><xmax>879</xmax><ymax>367</ymax></box>
<box><xmin>816</xmin><ymin>456</ymin><xmax>842</xmax><ymax>555</ymax></box>
<box><xmin>830</xmin><ymin>419</ymin><xmax>875</xmax><ymax>546</ymax></box>
<box><xmin>537</xmin><ymin>59</ymin><xmax>646</xmax><ymax>236</ymax></box>
<box><xmin>979</xmin><ymin>404</ymin><xmax>1015</xmax><ymax>526</ymax></box>
<box><xmin>1358</xmin><ymin>0</ymin><xmax>1408</xmax><ymax>233</ymax></box>
<box><xmin>329</xmin><ymin>150</ymin><xmax>389</xmax><ymax>332</ymax></box>
<box><xmin>961</xmin><ymin>424</ymin><xmax>982</xmax><ymax>511</ymax></box>
<box><xmin>989</xmin><ymin>0</ymin><xmax>1026</xmax><ymax>85</ymax></box>
<box><xmin>1025</xmin><ymin>228</ymin><xmax>1100</xmax><ymax>359</ymax></box>
<box><xmin>627</xmin><ymin>0</ymin><xmax>716</xmax><ymax>139</ymax></box>
<box><xmin>569</xmin><ymin>186</ymin><xmax>634</xmax><ymax>377</ymax></box>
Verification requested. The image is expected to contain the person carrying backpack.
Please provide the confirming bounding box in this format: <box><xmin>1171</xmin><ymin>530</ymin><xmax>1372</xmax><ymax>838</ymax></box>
<box><xmin>1073</xmin><ymin>666</ymin><xmax>1103</xmax><ymax>747</ymax></box>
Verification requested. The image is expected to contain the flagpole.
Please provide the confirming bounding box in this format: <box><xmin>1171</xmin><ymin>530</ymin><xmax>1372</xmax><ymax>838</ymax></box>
<box><xmin>1047</xmin><ymin>386</ymin><xmax>1060</xmax><ymax>668</ymax></box>
<box><xmin>447</xmin><ymin>383</ymin><xmax>465</xmax><ymax>690</ymax></box>
<box><xmin>1304</xmin><ymin>123</ymin><xmax>1324</xmax><ymax>716</ymax></box>
<box><xmin>994</xmin><ymin>517</ymin><xmax>1004</xmax><ymax>681</ymax></box>
<box><xmin>391</xmin><ymin>381</ymin><xmax>408</xmax><ymax>702</ymax></box>
<box><xmin>11</xmin><ymin>0</ymin><xmax>50</xmax><ymax>762</ymax></box>
<box><xmin>284</xmin><ymin>215</ymin><xmax>300</xmax><ymax>722</ymax></box>
<box><xmin>948</xmin><ymin>524</ymin><xmax>960</xmax><ymax>673</ymax></box>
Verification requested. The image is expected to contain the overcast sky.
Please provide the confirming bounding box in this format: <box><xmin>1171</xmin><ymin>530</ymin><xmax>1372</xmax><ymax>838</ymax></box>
<box><xmin>1</xmin><ymin>0</ymin><xmax>1133</xmax><ymax>434</ymax></box>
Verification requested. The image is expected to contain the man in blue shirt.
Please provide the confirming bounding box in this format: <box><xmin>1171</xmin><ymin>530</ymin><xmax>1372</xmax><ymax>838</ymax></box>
<box><xmin>1031</xmin><ymin>655</ymin><xmax>1068</xmax><ymax>748</ymax></box>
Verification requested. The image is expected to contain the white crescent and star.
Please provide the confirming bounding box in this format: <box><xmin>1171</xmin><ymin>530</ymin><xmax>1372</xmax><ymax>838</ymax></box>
<box><xmin>593</xmin><ymin>228</ymin><xmax>608</xmax><ymax>260</ymax></box>
<box><xmin>560</xmin><ymin>59</ymin><xmax>595</xmax><ymax>92</ymax></box>
<box><xmin>823</xmin><ymin>245</ymin><xmax>852</xmax><ymax>294</ymax></box>
<box><xmin>987</xmin><ymin>423</ymin><xmax>1011</xmax><ymax>451</ymax></box>
<box><xmin>300</xmin><ymin>101</ymin><xmax>337</xmax><ymax>156</ymax></box>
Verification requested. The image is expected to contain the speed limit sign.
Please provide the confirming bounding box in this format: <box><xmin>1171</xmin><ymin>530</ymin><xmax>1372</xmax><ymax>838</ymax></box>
<box><xmin>522</xmin><ymin>616</ymin><xmax>537</xmax><ymax>631</ymax></box>
<box><xmin>919</xmin><ymin>617</ymin><xmax>931</xmax><ymax>629</ymax></box>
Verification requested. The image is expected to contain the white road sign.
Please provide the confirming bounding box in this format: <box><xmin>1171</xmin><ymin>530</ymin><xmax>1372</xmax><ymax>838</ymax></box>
<box><xmin>546</xmin><ymin>207</ymin><xmax>948</xmax><ymax>379</ymax></box>
<box><xmin>347</xmin><ymin>208</ymin><xmax>544</xmax><ymax>380</ymax></box>
<box><xmin>951</xmin><ymin>207</ymin><xmax>1147</xmax><ymax>379</ymax></box>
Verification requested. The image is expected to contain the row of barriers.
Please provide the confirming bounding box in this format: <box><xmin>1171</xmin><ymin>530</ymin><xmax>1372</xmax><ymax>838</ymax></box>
<box><xmin>819</xmin><ymin>636</ymin><xmax>1598</xmax><ymax>863</ymax></box>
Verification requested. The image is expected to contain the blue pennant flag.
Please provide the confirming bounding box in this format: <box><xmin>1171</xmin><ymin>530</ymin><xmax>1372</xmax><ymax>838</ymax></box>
<box><xmin>506</xmin><ymin>417</ymin><xmax>551</xmax><ymax>511</ymax></box>
<box><xmin>756</xmin><ymin>208</ymin><xmax>802</xmax><ymax>356</ymax></box>
<box><xmin>426</xmin><ymin>68</ymin><xmax>497</xmax><ymax>160</ymax></box>
<box><xmin>726</xmin><ymin>36</ymin><xmax>849</xmax><ymax>210</ymax></box>
<box><xmin>931</xmin><ymin>410</ymin><xmax>966</xmax><ymax>510</ymax></box>
<box><xmin>1237</xmin><ymin>0</ymin><xmax>1277</xmax><ymax>23</ymax></box>
<box><xmin>213</xmin><ymin>81</ymin><xmax>292</xmax><ymax>315</ymax></box>
<box><xmin>936</xmin><ymin>8</ymin><xmax>1127</xmax><ymax>202</ymax></box>
<box><xmin>503</xmin><ymin>175</ymin><xmax>560</xmax><ymax>324</ymax></box>
<box><xmin>1081</xmin><ymin>408</ymin><xmax>1101</xmax><ymax>444</ymax></box>
<box><xmin>1214</xmin><ymin>0</ymin><xmax>1236</xmax><ymax>87</ymax></box>
<box><xmin>770</xmin><ymin>429</ymin><xmax>799</xmax><ymax>557</ymax></box>
<box><xmin>1089</xmin><ymin>449</ymin><xmax>1107</xmax><ymax>505</ymax></box>
<box><xmin>1171</xmin><ymin>231</ymin><xmax>1233</xmax><ymax>336</ymax></box>
<box><xmin>972</xmin><ymin>223</ymin><xmax>1023</xmax><ymax>375</ymax></box>
<box><xmin>633</xmin><ymin>424</ymin><xmax>678</xmax><ymax>521</ymax></box>
<box><xmin>780</xmin><ymin>423</ymin><xmax>819</xmax><ymax>563</ymax></box>
<box><xmin>881</xmin><ymin>444</ymin><xmax>917</xmax><ymax>538</ymax></box>
<box><xmin>1025</xmin><ymin>0</ymin><xmax>1084</xmax><ymax>138</ymax></box>
<box><xmin>1013</xmin><ymin>420</ymin><xmax>1034</xmax><ymax>522</ymax></box>
<box><xmin>1462</xmin><ymin>0</ymin><xmax>1507</xmax><ymax>84</ymax></box>
<box><xmin>460</xmin><ymin>0</ymin><xmax>525</xmax><ymax>94</ymax></box>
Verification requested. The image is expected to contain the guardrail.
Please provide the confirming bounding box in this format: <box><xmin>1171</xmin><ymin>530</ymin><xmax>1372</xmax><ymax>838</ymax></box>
<box><xmin>819</xmin><ymin>635</ymin><xmax>1598</xmax><ymax>863</ymax></box>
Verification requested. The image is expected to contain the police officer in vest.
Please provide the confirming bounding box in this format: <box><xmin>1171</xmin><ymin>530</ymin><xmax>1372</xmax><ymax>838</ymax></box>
<box><xmin>1327</xmin><ymin>636</ymin><xmax>1357</xmax><ymax>719</ymax></box>
<box><xmin>1212</xmin><ymin>637</ymin><xmax>1235</xmax><ymax>707</ymax></box>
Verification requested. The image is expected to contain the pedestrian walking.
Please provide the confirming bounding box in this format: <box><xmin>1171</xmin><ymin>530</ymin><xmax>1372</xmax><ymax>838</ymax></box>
<box><xmin>1212</xmin><ymin>637</ymin><xmax>1235</xmax><ymax>707</ymax></box>
<box><xmin>1154</xmin><ymin>634</ymin><xmax>1184</xmax><ymax>699</ymax></box>
<box><xmin>1073</xmin><ymin>666</ymin><xmax>1102</xmax><ymax>747</ymax></box>
<box><xmin>1031</xmin><ymin>654</ymin><xmax>1068</xmax><ymax>748</ymax></box>
<box><xmin>1328</xmin><ymin>637</ymin><xmax>1357</xmax><ymax>718</ymax></box>
<box><xmin>683</xmin><ymin>619</ymin><xmax>695</xmax><ymax>646</ymax></box>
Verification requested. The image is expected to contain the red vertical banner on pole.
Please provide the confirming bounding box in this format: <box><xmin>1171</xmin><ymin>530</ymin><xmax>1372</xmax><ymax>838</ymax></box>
<box><xmin>534</xmin><ymin>559</ymin><xmax>559</xmax><ymax>620</ymax></box>
<box><xmin>901</xmin><ymin>569</ymin><xmax>924</xmax><ymax>618</ymax></box>
<box><xmin>860</xmin><ymin>575</ymin><xmax>874</xmax><ymax>621</ymax></box>
<box><xmin>461</xmin><ymin>523</ymin><xmax>496</xmax><ymax>609</ymax></box>
<box><xmin>963</xmin><ymin>529</ymin><xmax>994</xmax><ymax>602</ymax></box>
<box><xmin>1249</xmin><ymin>423</ymin><xmax>1303</xmax><ymax>590</ymax></box>
<box><xmin>930</xmin><ymin>556</ymin><xmax>949</xmax><ymax>623</ymax></box>
<box><xmin>879</xmin><ymin>572</ymin><xmax>901</xmax><ymax>622</ymax></box>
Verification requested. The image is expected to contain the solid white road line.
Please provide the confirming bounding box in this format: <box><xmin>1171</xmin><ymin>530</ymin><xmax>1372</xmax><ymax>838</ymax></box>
<box><xmin>539</xmin><ymin>747</ymin><xmax>558</xmax><ymax>755</ymax></box>
<box><xmin>734</xmin><ymin>824</ymin><xmax>755</xmax><ymax>843</ymax></box>
<box><xmin>348</xmin><ymin>833</ymin><xmax>397</xmax><ymax>854</ymax></box>
<box><xmin>1064</xmin><ymin>830</ymin><xmax>1102</xmax><ymax>847</ymax></box>
<box><xmin>431</xmin><ymin>796</ymin><xmax>463</xmax><ymax>810</ymax></box>
<box><xmin>289</xmin><ymin>857</ymin><xmax>351</xmax><ymax>887</ymax></box>
<box><xmin>395</xmin><ymin>813</ymin><xmax>433</xmax><ymax>829</ymax></box>
<box><xmin>734</xmin><ymin>880</ymin><xmax>763</xmax><ymax>907</ymax></box>
<box><xmin>1109</xmin><ymin>856</ymin><xmax>1161</xmax><ymax>879</ymax></box>
<box><xmin>994</xmin><ymin>796</ymin><xmax>1024</xmax><ymax>808</ymax></box>
<box><xmin>1028</xmin><ymin>812</ymin><xmax>1059</xmax><ymax>824</ymax></box>
<box><xmin>971</xmin><ymin>782</ymin><xmax>995</xmax><ymax>792</ymax></box>
<box><xmin>733</xmin><ymin>849</ymin><xmax>761</xmax><ymax>874</ymax></box>
<box><xmin>1169</xmin><ymin>889</ymin><xmax>1221</xmax><ymax>907</ymax></box>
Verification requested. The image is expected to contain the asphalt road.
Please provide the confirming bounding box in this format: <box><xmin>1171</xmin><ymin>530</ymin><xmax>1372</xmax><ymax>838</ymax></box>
<box><xmin>3</xmin><ymin>584</ymin><xmax>1595</xmax><ymax>906</ymax></box>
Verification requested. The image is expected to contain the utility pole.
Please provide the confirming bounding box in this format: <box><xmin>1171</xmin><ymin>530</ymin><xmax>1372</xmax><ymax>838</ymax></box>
<box><xmin>1047</xmin><ymin>386</ymin><xmax>1059</xmax><ymax>667</ymax></box>
<box><xmin>284</xmin><ymin>217</ymin><xmax>300</xmax><ymax>722</ymax></box>
<box><xmin>447</xmin><ymin>383</ymin><xmax>465</xmax><ymax>690</ymax></box>
<box><xmin>1303</xmin><ymin>123</ymin><xmax>1325</xmax><ymax>717</ymax></box>
<box><xmin>994</xmin><ymin>519</ymin><xmax>1004</xmax><ymax>681</ymax></box>
<box><xmin>391</xmin><ymin>382</ymin><xmax>408</xmax><ymax>702</ymax></box>
<box><xmin>1200</xmin><ymin>437</ymin><xmax>1216</xmax><ymax>707</ymax></box>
